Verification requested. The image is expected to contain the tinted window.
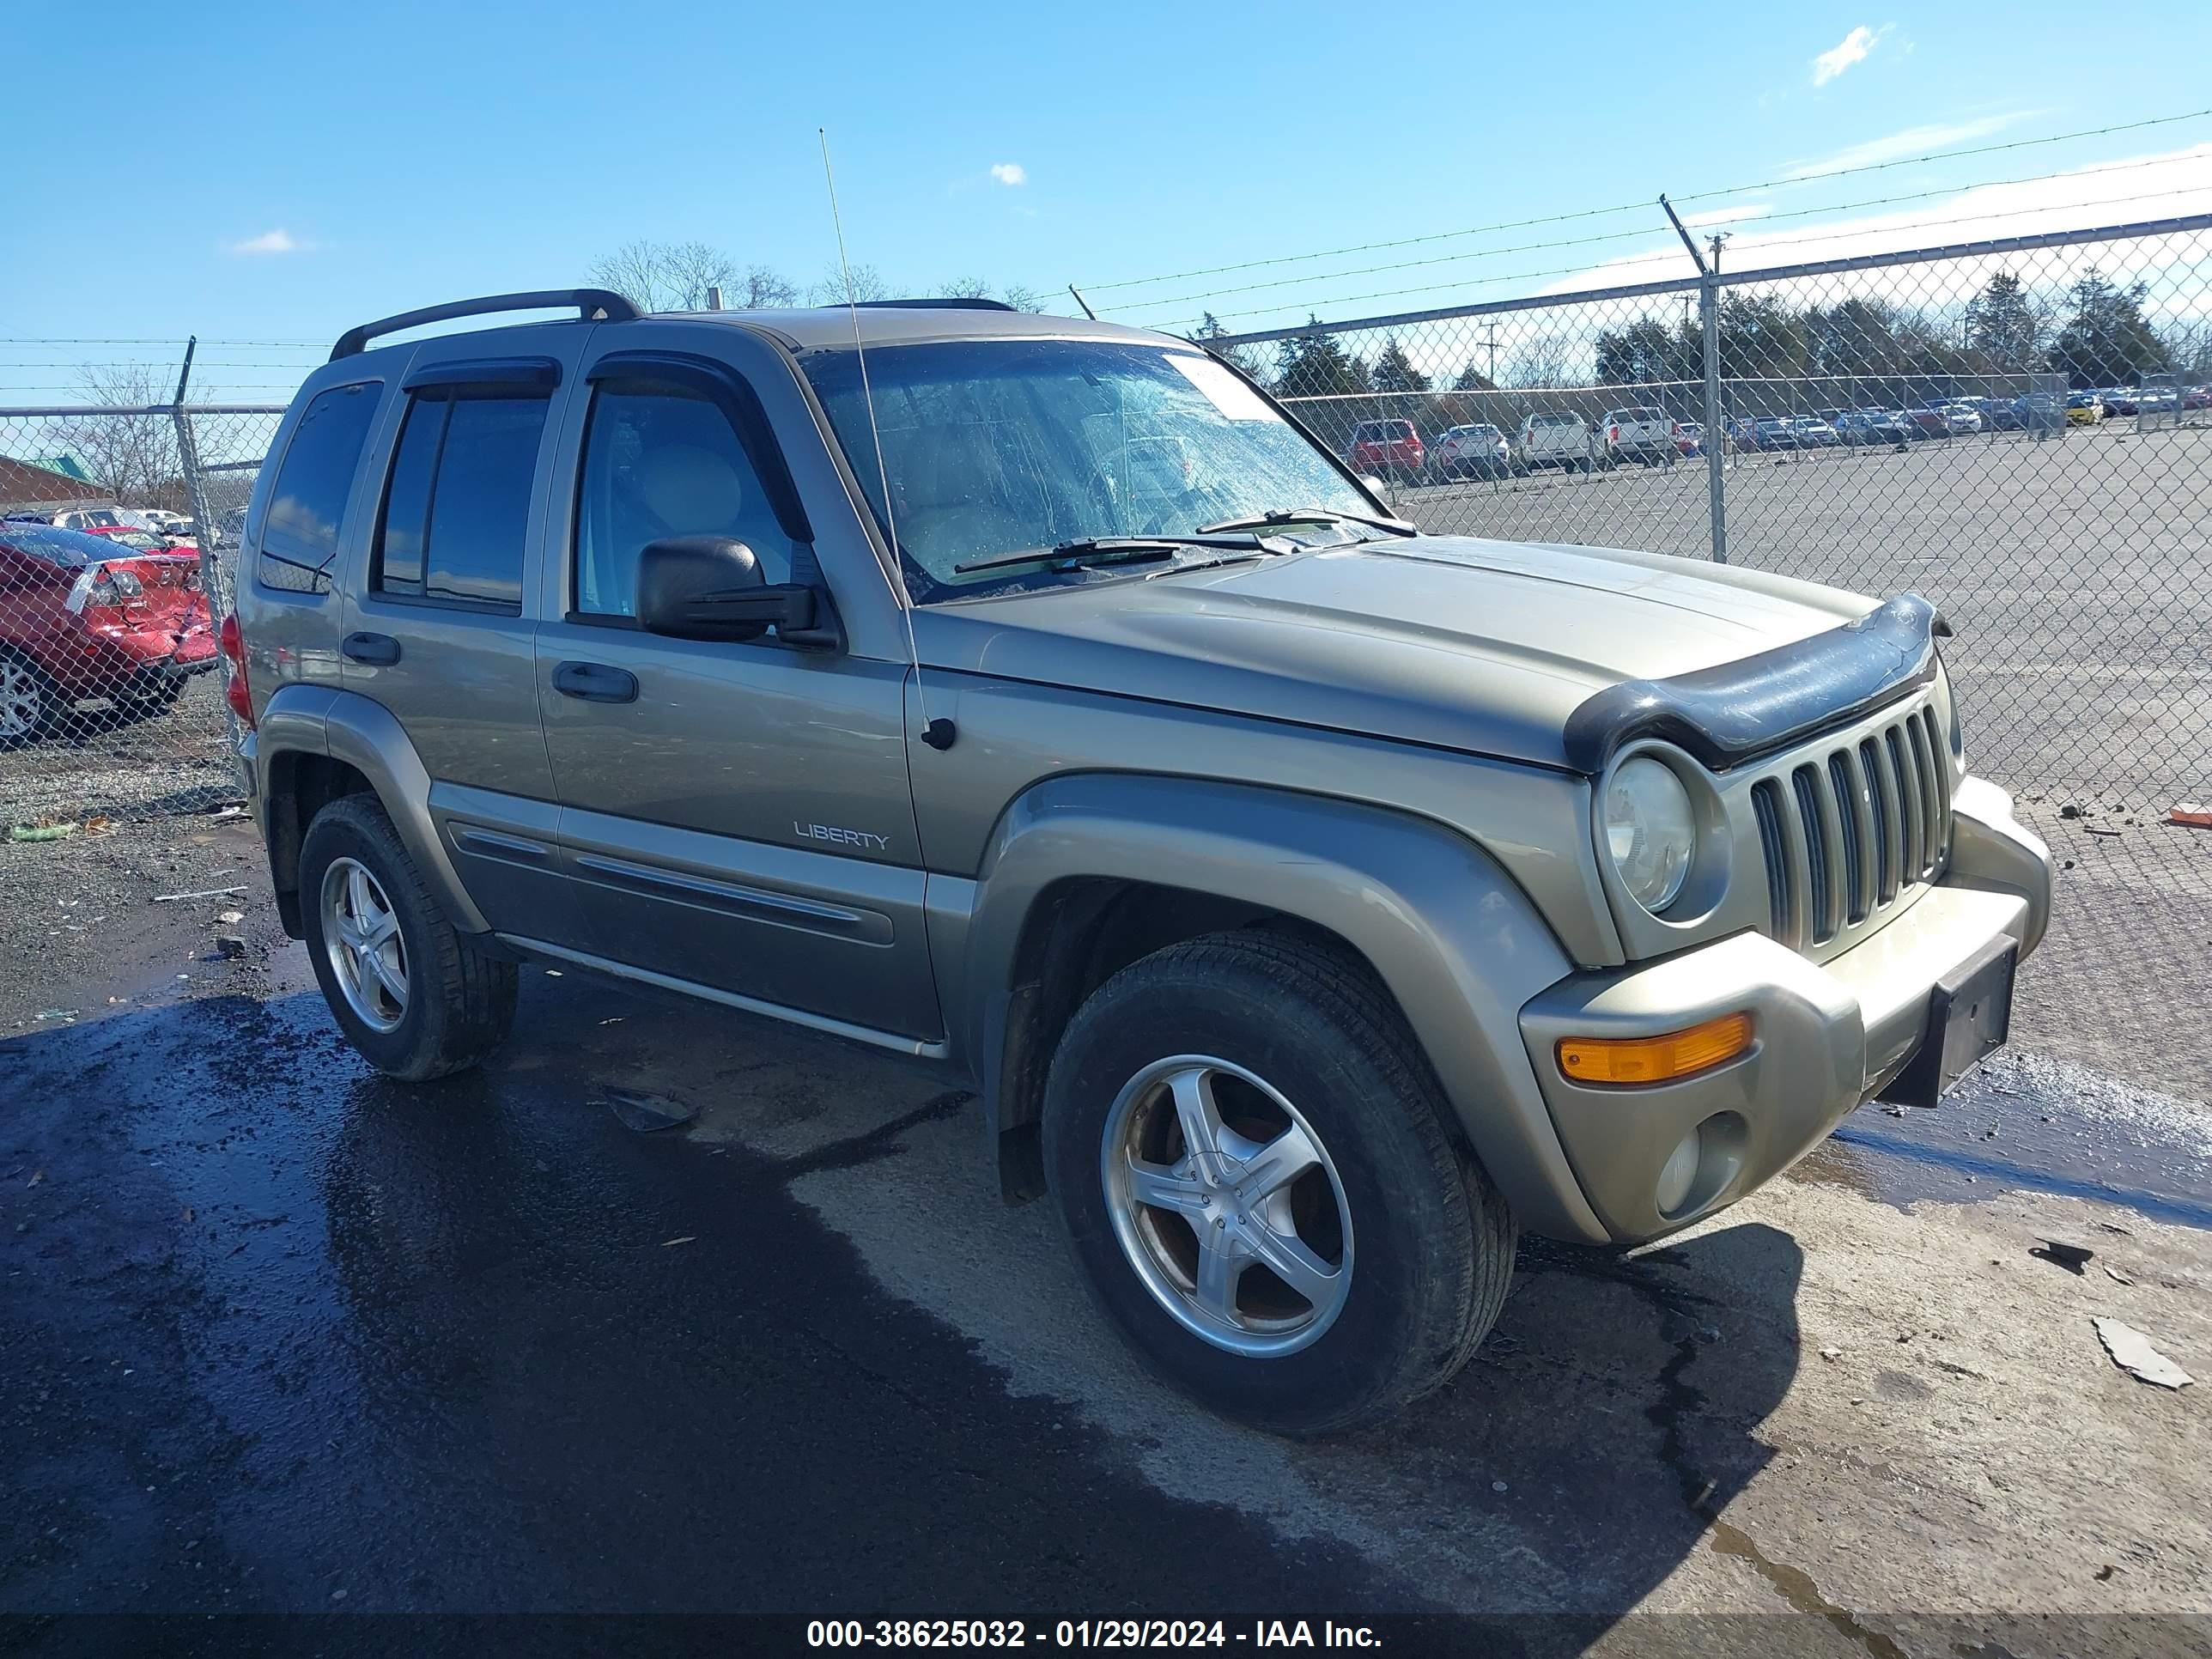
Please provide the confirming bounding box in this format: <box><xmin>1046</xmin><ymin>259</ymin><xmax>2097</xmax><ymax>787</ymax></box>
<box><xmin>0</xmin><ymin>523</ymin><xmax>112</xmax><ymax>570</ymax></box>
<box><xmin>259</xmin><ymin>381</ymin><xmax>381</xmax><ymax>594</ymax></box>
<box><xmin>573</xmin><ymin>380</ymin><xmax>795</xmax><ymax>618</ymax></box>
<box><xmin>373</xmin><ymin>392</ymin><xmax>546</xmax><ymax>611</ymax></box>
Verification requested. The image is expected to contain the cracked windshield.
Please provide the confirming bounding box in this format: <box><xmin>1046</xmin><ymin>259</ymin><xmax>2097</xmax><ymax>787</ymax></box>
<box><xmin>805</xmin><ymin>338</ymin><xmax>1373</xmax><ymax>596</ymax></box>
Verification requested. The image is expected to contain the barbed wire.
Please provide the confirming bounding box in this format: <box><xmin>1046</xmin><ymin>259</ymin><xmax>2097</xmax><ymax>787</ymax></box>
<box><xmin>1115</xmin><ymin>150</ymin><xmax>2212</xmax><ymax>320</ymax></box>
<box><xmin>1081</xmin><ymin>106</ymin><xmax>2212</xmax><ymax>298</ymax></box>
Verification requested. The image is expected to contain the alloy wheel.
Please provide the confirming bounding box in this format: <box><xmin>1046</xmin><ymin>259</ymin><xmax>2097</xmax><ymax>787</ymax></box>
<box><xmin>1100</xmin><ymin>1055</ymin><xmax>1353</xmax><ymax>1358</ymax></box>
<box><xmin>0</xmin><ymin>659</ymin><xmax>46</xmax><ymax>741</ymax></box>
<box><xmin>321</xmin><ymin>857</ymin><xmax>409</xmax><ymax>1032</ymax></box>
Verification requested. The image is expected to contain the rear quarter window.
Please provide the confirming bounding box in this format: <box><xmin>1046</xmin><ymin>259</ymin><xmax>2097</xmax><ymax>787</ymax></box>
<box><xmin>258</xmin><ymin>382</ymin><xmax>383</xmax><ymax>595</ymax></box>
<box><xmin>373</xmin><ymin>392</ymin><xmax>547</xmax><ymax>612</ymax></box>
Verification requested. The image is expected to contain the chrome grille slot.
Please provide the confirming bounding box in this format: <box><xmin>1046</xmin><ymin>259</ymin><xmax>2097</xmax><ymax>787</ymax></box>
<box><xmin>1790</xmin><ymin>765</ymin><xmax>1838</xmax><ymax>945</ymax></box>
<box><xmin>1861</xmin><ymin>736</ymin><xmax>1897</xmax><ymax>902</ymax></box>
<box><xmin>1751</xmin><ymin>780</ymin><xmax>1792</xmax><ymax>945</ymax></box>
<box><xmin>1743</xmin><ymin>689</ymin><xmax>1953</xmax><ymax>961</ymax></box>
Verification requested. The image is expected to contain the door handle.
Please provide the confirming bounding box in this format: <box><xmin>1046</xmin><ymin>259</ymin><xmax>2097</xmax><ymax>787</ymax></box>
<box><xmin>342</xmin><ymin>631</ymin><xmax>401</xmax><ymax>665</ymax></box>
<box><xmin>552</xmin><ymin>660</ymin><xmax>640</xmax><ymax>703</ymax></box>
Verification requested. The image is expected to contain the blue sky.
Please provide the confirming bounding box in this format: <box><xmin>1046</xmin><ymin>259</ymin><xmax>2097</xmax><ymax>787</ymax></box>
<box><xmin>4</xmin><ymin>1</ymin><xmax>2211</xmax><ymax>400</ymax></box>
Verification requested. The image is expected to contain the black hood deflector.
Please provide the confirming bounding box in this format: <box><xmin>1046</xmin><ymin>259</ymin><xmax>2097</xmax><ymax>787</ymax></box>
<box><xmin>1561</xmin><ymin>592</ymin><xmax>1946</xmax><ymax>774</ymax></box>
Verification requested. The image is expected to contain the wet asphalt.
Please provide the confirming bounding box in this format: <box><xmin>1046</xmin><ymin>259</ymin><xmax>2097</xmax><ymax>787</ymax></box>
<box><xmin>2</xmin><ymin>963</ymin><xmax>1446</xmax><ymax>1639</ymax></box>
<box><xmin>6</xmin><ymin>921</ymin><xmax>2211</xmax><ymax>1658</ymax></box>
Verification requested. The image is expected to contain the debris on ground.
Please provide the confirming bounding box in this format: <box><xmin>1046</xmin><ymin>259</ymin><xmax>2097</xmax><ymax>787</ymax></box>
<box><xmin>213</xmin><ymin>935</ymin><xmax>246</xmax><ymax>958</ymax></box>
<box><xmin>661</xmin><ymin>1236</ymin><xmax>696</xmax><ymax>1248</ymax></box>
<box><xmin>2085</xmin><ymin>825</ymin><xmax>2124</xmax><ymax>838</ymax></box>
<box><xmin>2168</xmin><ymin>802</ymin><xmax>2211</xmax><ymax>829</ymax></box>
<box><xmin>599</xmin><ymin>1088</ymin><xmax>699</xmax><ymax>1133</ymax></box>
<box><xmin>9</xmin><ymin>821</ymin><xmax>76</xmax><ymax>843</ymax></box>
<box><xmin>215</xmin><ymin>908</ymin><xmax>245</xmax><ymax>925</ymax></box>
<box><xmin>33</xmin><ymin>1009</ymin><xmax>78</xmax><ymax>1024</ymax></box>
<box><xmin>1936</xmin><ymin>1358</ymin><xmax>1995</xmax><ymax>1381</ymax></box>
<box><xmin>2032</xmin><ymin>1240</ymin><xmax>2095</xmax><ymax>1273</ymax></box>
<box><xmin>152</xmin><ymin>884</ymin><xmax>248</xmax><ymax>903</ymax></box>
<box><xmin>1818</xmin><ymin>1346</ymin><xmax>1846</xmax><ymax>1362</ymax></box>
<box><xmin>2057</xmin><ymin>801</ymin><xmax>2083</xmax><ymax>819</ymax></box>
<box><xmin>2092</xmin><ymin>1318</ymin><xmax>2194</xmax><ymax>1389</ymax></box>
<box><xmin>2106</xmin><ymin>1265</ymin><xmax>2135</xmax><ymax>1285</ymax></box>
<box><xmin>82</xmin><ymin>816</ymin><xmax>114</xmax><ymax>836</ymax></box>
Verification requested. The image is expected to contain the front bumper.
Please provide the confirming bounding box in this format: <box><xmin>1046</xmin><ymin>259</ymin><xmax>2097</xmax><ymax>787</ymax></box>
<box><xmin>1516</xmin><ymin>775</ymin><xmax>2052</xmax><ymax>1243</ymax></box>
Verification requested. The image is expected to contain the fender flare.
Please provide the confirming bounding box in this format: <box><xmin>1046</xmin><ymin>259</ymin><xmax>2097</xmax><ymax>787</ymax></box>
<box><xmin>257</xmin><ymin>683</ymin><xmax>490</xmax><ymax>935</ymax></box>
<box><xmin>957</xmin><ymin>774</ymin><xmax>1607</xmax><ymax>1243</ymax></box>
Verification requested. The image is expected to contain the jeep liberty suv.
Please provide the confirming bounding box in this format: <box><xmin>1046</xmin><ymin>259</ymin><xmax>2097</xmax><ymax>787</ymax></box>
<box><xmin>228</xmin><ymin>289</ymin><xmax>2052</xmax><ymax>1435</ymax></box>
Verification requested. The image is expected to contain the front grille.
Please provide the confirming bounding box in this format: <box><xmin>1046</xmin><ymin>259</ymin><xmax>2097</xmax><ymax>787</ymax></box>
<box><xmin>1753</xmin><ymin>699</ymin><xmax>1951</xmax><ymax>955</ymax></box>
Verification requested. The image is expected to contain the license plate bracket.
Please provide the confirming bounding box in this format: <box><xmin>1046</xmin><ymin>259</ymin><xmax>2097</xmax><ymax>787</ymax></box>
<box><xmin>1877</xmin><ymin>938</ymin><xmax>2017</xmax><ymax>1109</ymax></box>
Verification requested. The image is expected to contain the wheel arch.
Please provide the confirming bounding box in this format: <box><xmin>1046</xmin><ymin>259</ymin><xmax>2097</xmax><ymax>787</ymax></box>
<box><xmin>255</xmin><ymin>684</ymin><xmax>489</xmax><ymax>939</ymax></box>
<box><xmin>956</xmin><ymin>773</ymin><xmax>1607</xmax><ymax>1242</ymax></box>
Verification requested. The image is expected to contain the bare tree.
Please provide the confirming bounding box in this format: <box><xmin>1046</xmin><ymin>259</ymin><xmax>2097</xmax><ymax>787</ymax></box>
<box><xmin>56</xmin><ymin>362</ymin><xmax>185</xmax><ymax>507</ymax></box>
<box><xmin>810</xmin><ymin>263</ymin><xmax>892</xmax><ymax>306</ymax></box>
<box><xmin>1502</xmin><ymin>333</ymin><xmax>1580</xmax><ymax>391</ymax></box>
<box><xmin>588</xmin><ymin>240</ymin><xmax>738</xmax><ymax>313</ymax></box>
<box><xmin>739</xmin><ymin>264</ymin><xmax>799</xmax><ymax>308</ymax></box>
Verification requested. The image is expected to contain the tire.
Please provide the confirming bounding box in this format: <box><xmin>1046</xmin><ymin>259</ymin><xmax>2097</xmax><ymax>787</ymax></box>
<box><xmin>300</xmin><ymin>793</ymin><xmax>517</xmax><ymax>1081</ymax></box>
<box><xmin>0</xmin><ymin>650</ymin><xmax>58</xmax><ymax>750</ymax></box>
<box><xmin>1042</xmin><ymin>931</ymin><xmax>1516</xmax><ymax>1436</ymax></box>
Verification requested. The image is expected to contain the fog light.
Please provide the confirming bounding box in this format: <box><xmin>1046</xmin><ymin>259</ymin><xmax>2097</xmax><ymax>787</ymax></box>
<box><xmin>1656</xmin><ymin>1130</ymin><xmax>1701</xmax><ymax>1216</ymax></box>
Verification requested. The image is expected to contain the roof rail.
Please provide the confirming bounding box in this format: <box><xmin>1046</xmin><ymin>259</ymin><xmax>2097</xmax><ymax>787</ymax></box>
<box><xmin>330</xmin><ymin>289</ymin><xmax>640</xmax><ymax>361</ymax></box>
<box><xmin>844</xmin><ymin>297</ymin><xmax>1018</xmax><ymax>313</ymax></box>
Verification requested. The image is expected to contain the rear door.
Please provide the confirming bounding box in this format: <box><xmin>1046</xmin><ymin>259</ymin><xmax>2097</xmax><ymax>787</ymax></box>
<box><xmin>531</xmin><ymin>321</ymin><xmax>938</xmax><ymax>1041</ymax></box>
<box><xmin>337</xmin><ymin>324</ymin><xmax>593</xmax><ymax>939</ymax></box>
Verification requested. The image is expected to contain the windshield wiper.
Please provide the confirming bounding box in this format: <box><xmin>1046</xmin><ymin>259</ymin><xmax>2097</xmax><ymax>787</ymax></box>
<box><xmin>951</xmin><ymin>535</ymin><xmax>1273</xmax><ymax>577</ymax></box>
<box><xmin>1194</xmin><ymin>506</ymin><xmax>1417</xmax><ymax>538</ymax></box>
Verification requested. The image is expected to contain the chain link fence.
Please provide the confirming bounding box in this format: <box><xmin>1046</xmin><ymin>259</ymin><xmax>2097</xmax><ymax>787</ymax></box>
<box><xmin>0</xmin><ymin>404</ymin><xmax>281</xmax><ymax>830</ymax></box>
<box><xmin>1212</xmin><ymin>213</ymin><xmax>2212</xmax><ymax>1087</ymax></box>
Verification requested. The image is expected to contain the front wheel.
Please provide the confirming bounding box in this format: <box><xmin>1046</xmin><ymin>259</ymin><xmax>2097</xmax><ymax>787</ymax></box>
<box><xmin>1043</xmin><ymin>932</ymin><xmax>1516</xmax><ymax>1436</ymax></box>
<box><xmin>300</xmin><ymin>793</ymin><xmax>517</xmax><ymax>1081</ymax></box>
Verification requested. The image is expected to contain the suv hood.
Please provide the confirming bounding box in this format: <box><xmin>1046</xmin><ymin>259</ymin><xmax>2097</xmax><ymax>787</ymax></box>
<box><xmin>911</xmin><ymin>535</ymin><xmax>1875</xmax><ymax>772</ymax></box>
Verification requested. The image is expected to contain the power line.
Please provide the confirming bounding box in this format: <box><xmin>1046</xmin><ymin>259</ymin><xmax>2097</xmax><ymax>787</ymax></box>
<box><xmin>1119</xmin><ymin>149</ymin><xmax>2212</xmax><ymax>318</ymax></box>
<box><xmin>1083</xmin><ymin>106</ymin><xmax>2212</xmax><ymax>296</ymax></box>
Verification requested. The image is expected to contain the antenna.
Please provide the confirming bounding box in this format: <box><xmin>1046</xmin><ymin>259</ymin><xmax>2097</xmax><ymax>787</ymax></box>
<box><xmin>820</xmin><ymin>128</ymin><xmax>956</xmax><ymax>753</ymax></box>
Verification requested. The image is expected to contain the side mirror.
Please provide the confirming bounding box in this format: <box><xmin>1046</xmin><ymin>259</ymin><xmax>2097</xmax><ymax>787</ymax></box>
<box><xmin>635</xmin><ymin>536</ymin><xmax>841</xmax><ymax>650</ymax></box>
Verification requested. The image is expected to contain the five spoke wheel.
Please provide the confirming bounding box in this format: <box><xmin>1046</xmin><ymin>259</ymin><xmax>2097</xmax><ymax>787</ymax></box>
<box><xmin>1103</xmin><ymin>1056</ymin><xmax>1352</xmax><ymax>1357</ymax></box>
<box><xmin>320</xmin><ymin>856</ymin><xmax>409</xmax><ymax>1033</ymax></box>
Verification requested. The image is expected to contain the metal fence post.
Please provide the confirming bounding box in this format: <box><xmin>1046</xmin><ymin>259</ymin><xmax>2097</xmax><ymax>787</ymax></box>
<box><xmin>167</xmin><ymin>337</ymin><xmax>228</xmax><ymax>617</ymax></box>
<box><xmin>1702</xmin><ymin>266</ymin><xmax>1726</xmax><ymax>565</ymax></box>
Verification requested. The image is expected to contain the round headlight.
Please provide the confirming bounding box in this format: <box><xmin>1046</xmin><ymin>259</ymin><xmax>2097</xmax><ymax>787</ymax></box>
<box><xmin>1605</xmin><ymin>757</ymin><xmax>1697</xmax><ymax>913</ymax></box>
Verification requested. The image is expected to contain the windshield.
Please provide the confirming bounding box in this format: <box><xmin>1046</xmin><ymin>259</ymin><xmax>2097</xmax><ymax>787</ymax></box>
<box><xmin>805</xmin><ymin>340</ymin><xmax>1373</xmax><ymax>601</ymax></box>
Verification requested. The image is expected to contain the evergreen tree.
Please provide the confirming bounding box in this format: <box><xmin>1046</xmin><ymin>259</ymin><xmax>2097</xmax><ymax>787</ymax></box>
<box><xmin>1964</xmin><ymin>272</ymin><xmax>2041</xmax><ymax>369</ymax></box>
<box><xmin>1369</xmin><ymin>337</ymin><xmax>1431</xmax><ymax>393</ymax></box>
<box><xmin>2050</xmin><ymin>267</ymin><xmax>2166</xmax><ymax>386</ymax></box>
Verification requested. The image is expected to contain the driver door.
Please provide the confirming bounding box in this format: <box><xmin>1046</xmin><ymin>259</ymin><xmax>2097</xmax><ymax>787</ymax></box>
<box><xmin>531</xmin><ymin>323</ymin><xmax>939</xmax><ymax>1042</ymax></box>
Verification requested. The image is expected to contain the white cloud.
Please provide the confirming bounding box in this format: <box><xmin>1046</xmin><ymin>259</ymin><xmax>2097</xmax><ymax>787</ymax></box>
<box><xmin>988</xmin><ymin>162</ymin><xmax>1027</xmax><ymax>187</ymax></box>
<box><xmin>1812</xmin><ymin>24</ymin><xmax>1891</xmax><ymax>87</ymax></box>
<box><xmin>228</xmin><ymin>228</ymin><xmax>305</xmax><ymax>256</ymax></box>
<box><xmin>1782</xmin><ymin>112</ymin><xmax>2028</xmax><ymax>181</ymax></box>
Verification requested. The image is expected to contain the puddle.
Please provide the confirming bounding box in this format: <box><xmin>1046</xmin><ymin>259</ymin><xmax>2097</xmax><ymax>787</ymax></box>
<box><xmin>1791</xmin><ymin>1049</ymin><xmax>2212</xmax><ymax>1228</ymax></box>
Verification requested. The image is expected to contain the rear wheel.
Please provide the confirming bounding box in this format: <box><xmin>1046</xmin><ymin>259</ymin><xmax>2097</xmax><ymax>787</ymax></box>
<box><xmin>0</xmin><ymin>652</ymin><xmax>57</xmax><ymax>749</ymax></box>
<box><xmin>1043</xmin><ymin>931</ymin><xmax>1516</xmax><ymax>1436</ymax></box>
<box><xmin>301</xmin><ymin>793</ymin><xmax>517</xmax><ymax>1081</ymax></box>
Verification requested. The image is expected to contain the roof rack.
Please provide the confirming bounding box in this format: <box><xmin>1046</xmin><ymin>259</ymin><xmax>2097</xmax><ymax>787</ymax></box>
<box><xmin>330</xmin><ymin>289</ymin><xmax>640</xmax><ymax>361</ymax></box>
<box><xmin>843</xmin><ymin>297</ymin><xmax>1018</xmax><ymax>312</ymax></box>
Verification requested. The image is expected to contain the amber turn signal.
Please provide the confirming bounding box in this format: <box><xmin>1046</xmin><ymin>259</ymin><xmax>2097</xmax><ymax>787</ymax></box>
<box><xmin>1556</xmin><ymin>1012</ymin><xmax>1754</xmax><ymax>1086</ymax></box>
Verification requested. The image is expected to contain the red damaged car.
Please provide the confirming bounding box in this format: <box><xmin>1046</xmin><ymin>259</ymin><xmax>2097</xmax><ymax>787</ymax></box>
<box><xmin>0</xmin><ymin>520</ymin><xmax>216</xmax><ymax>744</ymax></box>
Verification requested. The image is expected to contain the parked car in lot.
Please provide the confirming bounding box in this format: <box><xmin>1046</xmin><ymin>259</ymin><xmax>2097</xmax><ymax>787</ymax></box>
<box><xmin>228</xmin><ymin>289</ymin><xmax>2053</xmax><ymax>1435</ymax></box>
<box><xmin>1786</xmin><ymin>416</ymin><xmax>1839</xmax><ymax>449</ymax></box>
<box><xmin>2185</xmin><ymin>386</ymin><xmax>2211</xmax><ymax>410</ymax></box>
<box><xmin>2011</xmin><ymin>393</ymin><xmax>2066</xmax><ymax>434</ymax></box>
<box><xmin>1596</xmin><ymin>406</ymin><xmax>1678</xmax><ymax>466</ymax></box>
<box><xmin>1904</xmin><ymin>406</ymin><xmax>1954</xmax><ymax>441</ymax></box>
<box><xmin>1937</xmin><ymin>403</ymin><xmax>1984</xmax><ymax>434</ymax></box>
<box><xmin>2099</xmin><ymin>388</ymin><xmax>2138</xmax><ymax>416</ymax></box>
<box><xmin>1347</xmin><ymin>419</ymin><xmax>1424</xmax><ymax>481</ymax></box>
<box><xmin>2065</xmin><ymin>392</ymin><xmax>2106</xmax><ymax>425</ymax></box>
<box><xmin>1426</xmin><ymin>422</ymin><xmax>1514</xmax><ymax>480</ymax></box>
<box><xmin>1516</xmin><ymin>410</ymin><xmax>1592</xmax><ymax>472</ymax></box>
<box><xmin>1746</xmin><ymin>416</ymin><xmax>1798</xmax><ymax>451</ymax></box>
<box><xmin>0</xmin><ymin>520</ymin><xmax>215</xmax><ymax>743</ymax></box>
<box><xmin>1834</xmin><ymin>410</ymin><xmax>1912</xmax><ymax>447</ymax></box>
<box><xmin>1674</xmin><ymin>421</ymin><xmax>1703</xmax><ymax>457</ymax></box>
